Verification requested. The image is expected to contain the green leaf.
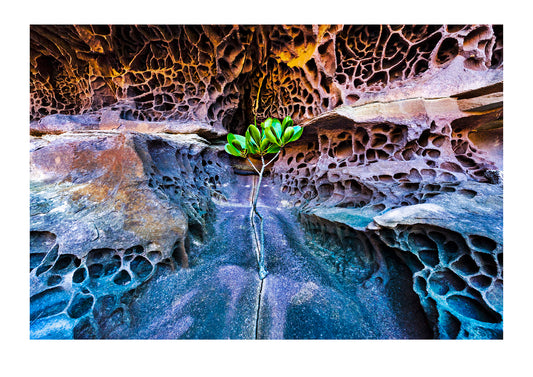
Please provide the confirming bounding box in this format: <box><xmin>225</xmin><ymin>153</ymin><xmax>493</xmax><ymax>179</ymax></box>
<box><xmin>231</xmin><ymin>139</ymin><xmax>244</xmax><ymax>152</ymax></box>
<box><xmin>264</xmin><ymin>125</ymin><xmax>280</xmax><ymax>146</ymax></box>
<box><xmin>271</xmin><ymin>118</ymin><xmax>283</xmax><ymax>138</ymax></box>
<box><xmin>234</xmin><ymin>134</ymin><xmax>247</xmax><ymax>148</ymax></box>
<box><xmin>260</xmin><ymin>137</ymin><xmax>271</xmax><ymax>152</ymax></box>
<box><xmin>281</xmin><ymin>116</ymin><xmax>293</xmax><ymax>129</ymax></box>
<box><xmin>225</xmin><ymin>143</ymin><xmax>241</xmax><ymax>157</ymax></box>
<box><xmin>282</xmin><ymin>126</ymin><xmax>294</xmax><ymax>144</ymax></box>
<box><xmin>266</xmin><ymin>144</ymin><xmax>281</xmax><ymax>154</ymax></box>
<box><xmin>228</xmin><ymin>133</ymin><xmax>246</xmax><ymax>150</ymax></box>
<box><xmin>288</xmin><ymin>125</ymin><xmax>303</xmax><ymax>142</ymax></box>
<box><xmin>245</xmin><ymin>130</ymin><xmax>258</xmax><ymax>155</ymax></box>
<box><xmin>262</xmin><ymin>118</ymin><xmax>273</xmax><ymax>129</ymax></box>
<box><xmin>248</xmin><ymin>124</ymin><xmax>262</xmax><ymax>145</ymax></box>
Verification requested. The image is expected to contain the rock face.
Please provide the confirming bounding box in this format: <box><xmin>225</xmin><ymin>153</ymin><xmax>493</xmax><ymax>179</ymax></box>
<box><xmin>272</xmin><ymin>83</ymin><xmax>503</xmax><ymax>338</ymax></box>
<box><xmin>29</xmin><ymin>24</ymin><xmax>503</xmax><ymax>339</ymax></box>
<box><xmin>30</xmin><ymin>25</ymin><xmax>502</xmax><ymax>129</ymax></box>
<box><xmin>30</xmin><ymin>129</ymin><xmax>232</xmax><ymax>338</ymax></box>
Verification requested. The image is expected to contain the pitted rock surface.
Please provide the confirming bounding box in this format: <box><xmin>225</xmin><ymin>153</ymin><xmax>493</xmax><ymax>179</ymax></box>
<box><xmin>30</xmin><ymin>25</ymin><xmax>502</xmax><ymax>130</ymax></box>
<box><xmin>271</xmin><ymin>83</ymin><xmax>502</xmax><ymax>338</ymax></box>
<box><xmin>30</xmin><ymin>130</ymin><xmax>232</xmax><ymax>338</ymax></box>
<box><xmin>29</xmin><ymin>24</ymin><xmax>503</xmax><ymax>339</ymax></box>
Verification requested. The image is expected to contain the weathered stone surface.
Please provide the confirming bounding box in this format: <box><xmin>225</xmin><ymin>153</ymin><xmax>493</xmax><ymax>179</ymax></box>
<box><xmin>30</xmin><ymin>112</ymin><xmax>227</xmax><ymax>139</ymax></box>
<box><xmin>30</xmin><ymin>128</ymin><xmax>231</xmax><ymax>338</ymax></box>
<box><xmin>29</xmin><ymin>24</ymin><xmax>503</xmax><ymax>340</ymax></box>
<box><xmin>273</xmin><ymin>82</ymin><xmax>502</xmax><ymax>212</ymax></box>
<box><xmin>30</xmin><ymin>25</ymin><xmax>502</xmax><ymax>132</ymax></box>
<box><xmin>271</xmin><ymin>79</ymin><xmax>502</xmax><ymax>339</ymax></box>
<box><xmin>370</xmin><ymin>181</ymin><xmax>502</xmax><ymax>338</ymax></box>
<box><xmin>108</xmin><ymin>176</ymin><xmax>431</xmax><ymax>339</ymax></box>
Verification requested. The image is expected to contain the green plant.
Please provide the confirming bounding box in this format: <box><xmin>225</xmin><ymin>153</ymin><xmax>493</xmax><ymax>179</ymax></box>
<box><xmin>224</xmin><ymin>116</ymin><xmax>303</xmax><ymax>279</ymax></box>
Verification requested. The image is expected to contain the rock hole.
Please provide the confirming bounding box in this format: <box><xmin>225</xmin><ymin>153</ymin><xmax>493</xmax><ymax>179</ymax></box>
<box><xmin>436</xmin><ymin>38</ymin><xmax>459</xmax><ymax>65</ymax></box>
<box><xmin>431</xmin><ymin>135</ymin><xmax>446</xmax><ymax>147</ymax></box>
<box><xmin>418</xmin><ymin>130</ymin><xmax>430</xmax><ymax>147</ymax></box>
<box><xmin>393</xmin><ymin>173</ymin><xmax>407</xmax><ymax>180</ymax></box>
<box><xmin>103</xmin><ymin>256</ymin><xmax>121</xmax><ymax>277</ymax></box>
<box><xmin>458</xmin><ymin>189</ymin><xmax>477</xmax><ymax>198</ymax></box>
<box><xmin>130</xmin><ymin>256</ymin><xmax>153</xmax><ymax>279</ymax></box>
<box><xmin>400</xmin><ymin>182</ymin><xmax>419</xmax><ymax>191</ymax></box>
<box><xmin>366</xmin><ymin>149</ymin><xmax>376</xmax><ymax>161</ymax></box>
<box><xmin>67</xmin><ymin>293</ymin><xmax>94</xmax><ymax>319</ymax></box>
<box><xmin>414</xmin><ymin>275</ymin><xmax>428</xmax><ymax>297</ymax></box>
<box><xmin>446</xmin><ymin>295</ymin><xmax>501</xmax><ymax>323</ymax></box>
<box><xmin>72</xmin><ymin>267</ymin><xmax>87</xmax><ymax>283</ymax></box>
<box><xmin>147</xmin><ymin>250</ymin><xmax>162</xmax><ymax>263</ymax></box>
<box><xmin>335</xmin><ymin>139</ymin><xmax>353</xmax><ymax>159</ymax></box>
<box><xmin>425</xmin><ymin>232</ymin><xmax>444</xmax><ymax>246</ymax></box>
<box><xmin>452</xmin><ymin>255</ymin><xmax>479</xmax><ymax>275</ymax></box>
<box><xmin>469</xmin><ymin>235</ymin><xmax>497</xmax><ymax>252</ymax></box>
<box><xmin>47</xmin><ymin>275</ymin><xmax>62</xmax><ymax>286</ymax></box>
<box><xmin>88</xmin><ymin>264</ymin><xmax>104</xmax><ymax>279</ymax></box>
<box><xmin>378</xmin><ymin>175</ymin><xmax>394</xmax><ymax>183</ymax></box>
<box><xmin>73</xmin><ymin>317</ymin><xmax>98</xmax><ymax>339</ymax></box>
<box><xmin>30</xmin><ymin>231</ymin><xmax>57</xmax><ymax>254</ymax></box>
<box><xmin>318</xmin><ymin>183</ymin><xmax>334</xmax><ymax>198</ymax></box>
<box><xmin>93</xmin><ymin>294</ymin><xmax>117</xmax><ymax>319</ymax></box>
<box><xmin>428</xmin><ymin>274</ymin><xmax>449</xmax><ymax>296</ymax></box>
<box><xmin>113</xmin><ymin>270</ymin><xmax>132</xmax><ymax>285</ymax></box>
<box><xmin>422</xmin><ymin>149</ymin><xmax>440</xmax><ymax>159</ymax></box>
<box><xmin>470</xmin><ymin>274</ymin><xmax>492</xmax><ymax>289</ymax></box>
<box><xmin>30</xmin><ymin>253</ymin><xmax>46</xmax><ymax>271</ymax></box>
<box><xmin>371</xmin><ymin>134</ymin><xmax>387</xmax><ymax>148</ymax></box>
<box><xmin>442</xmin><ymin>240</ymin><xmax>459</xmax><ymax>255</ymax></box>
<box><xmin>474</xmin><ymin>253</ymin><xmax>498</xmax><ymax>277</ymax></box>
<box><xmin>418</xmin><ymin>248</ymin><xmax>440</xmax><ymax>268</ymax></box>
<box><xmin>408</xmin><ymin>232</ymin><xmax>437</xmax><ymax>250</ymax></box>
<box><xmin>30</xmin><ymin>287</ymin><xmax>70</xmax><ymax>321</ymax></box>
<box><xmin>420</xmin><ymin>169</ymin><xmax>436</xmax><ymax>178</ymax></box>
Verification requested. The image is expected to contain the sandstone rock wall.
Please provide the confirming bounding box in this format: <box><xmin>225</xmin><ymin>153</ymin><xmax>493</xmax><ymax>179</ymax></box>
<box><xmin>30</xmin><ymin>25</ymin><xmax>502</xmax><ymax>131</ymax></box>
<box><xmin>272</xmin><ymin>82</ymin><xmax>502</xmax><ymax>338</ymax></box>
<box><xmin>30</xmin><ymin>130</ymin><xmax>233</xmax><ymax>338</ymax></box>
<box><xmin>29</xmin><ymin>24</ymin><xmax>503</xmax><ymax>339</ymax></box>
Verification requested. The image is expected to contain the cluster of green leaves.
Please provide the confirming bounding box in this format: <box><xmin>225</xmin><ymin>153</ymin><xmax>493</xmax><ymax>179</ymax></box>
<box><xmin>224</xmin><ymin>116</ymin><xmax>303</xmax><ymax>158</ymax></box>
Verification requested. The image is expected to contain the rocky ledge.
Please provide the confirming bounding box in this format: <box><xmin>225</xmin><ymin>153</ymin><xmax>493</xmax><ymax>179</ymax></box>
<box><xmin>29</xmin><ymin>24</ymin><xmax>503</xmax><ymax>339</ymax></box>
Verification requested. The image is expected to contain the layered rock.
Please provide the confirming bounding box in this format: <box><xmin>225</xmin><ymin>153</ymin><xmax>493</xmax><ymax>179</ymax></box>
<box><xmin>29</xmin><ymin>24</ymin><xmax>503</xmax><ymax>339</ymax></box>
<box><xmin>273</xmin><ymin>81</ymin><xmax>502</xmax><ymax>338</ymax></box>
<box><xmin>30</xmin><ymin>128</ymin><xmax>231</xmax><ymax>338</ymax></box>
<box><xmin>30</xmin><ymin>25</ymin><xmax>502</xmax><ymax>130</ymax></box>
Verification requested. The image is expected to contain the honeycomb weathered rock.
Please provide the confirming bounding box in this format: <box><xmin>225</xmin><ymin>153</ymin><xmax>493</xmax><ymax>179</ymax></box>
<box><xmin>271</xmin><ymin>83</ymin><xmax>502</xmax><ymax>338</ymax></box>
<box><xmin>273</xmin><ymin>84</ymin><xmax>502</xmax><ymax>211</ymax></box>
<box><xmin>30</xmin><ymin>25</ymin><xmax>503</xmax><ymax>131</ymax></box>
<box><xmin>30</xmin><ymin>129</ymin><xmax>232</xmax><ymax>338</ymax></box>
<box><xmin>29</xmin><ymin>24</ymin><xmax>503</xmax><ymax>339</ymax></box>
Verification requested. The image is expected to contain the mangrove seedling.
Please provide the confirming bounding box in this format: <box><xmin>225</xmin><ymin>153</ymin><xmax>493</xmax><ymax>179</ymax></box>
<box><xmin>224</xmin><ymin>116</ymin><xmax>303</xmax><ymax>279</ymax></box>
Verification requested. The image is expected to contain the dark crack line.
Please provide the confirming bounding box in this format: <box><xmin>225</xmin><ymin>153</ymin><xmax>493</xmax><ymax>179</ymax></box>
<box><xmin>255</xmin><ymin>278</ymin><xmax>264</xmax><ymax>339</ymax></box>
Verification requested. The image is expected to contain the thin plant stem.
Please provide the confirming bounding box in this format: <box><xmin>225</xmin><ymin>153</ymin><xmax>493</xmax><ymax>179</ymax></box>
<box><xmin>264</xmin><ymin>151</ymin><xmax>281</xmax><ymax>168</ymax></box>
<box><xmin>248</xmin><ymin>154</ymin><xmax>268</xmax><ymax>279</ymax></box>
<box><xmin>247</xmin><ymin>157</ymin><xmax>261</xmax><ymax>175</ymax></box>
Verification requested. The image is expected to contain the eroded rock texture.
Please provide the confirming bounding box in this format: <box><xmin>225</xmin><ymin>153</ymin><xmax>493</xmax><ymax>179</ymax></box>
<box><xmin>272</xmin><ymin>83</ymin><xmax>503</xmax><ymax>338</ymax></box>
<box><xmin>30</xmin><ymin>130</ymin><xmax>232</xmax><ymax>338</ymax></box>
<box><xmin>30</xmin><ymin>24</ymin><xmax>503</xmax><ymax>339</ymax></box>
<box><xmin>30</xmin><ymin>25</ymin><xmax>502</xmax><ymax>129</ymax></box>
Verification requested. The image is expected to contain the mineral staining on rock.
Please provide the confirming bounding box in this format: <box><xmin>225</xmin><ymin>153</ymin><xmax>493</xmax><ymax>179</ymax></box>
<box><xmin>30</xmin><ymin>128</ymin><xmax>232</xmax><ymax>338</ymax></box>
<box><xmin>30</xmin><ymin>24</ymin><xmax>502</xmax><ymax>339</ymax></box>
